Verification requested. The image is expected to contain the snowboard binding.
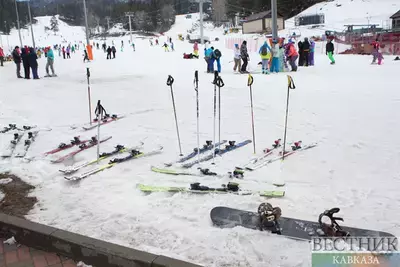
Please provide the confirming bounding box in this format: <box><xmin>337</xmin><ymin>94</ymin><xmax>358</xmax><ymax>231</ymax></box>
<box><xmin>318</xmin><ymin>208</ymin><xmax>350</xmax><ymax>237</ymax></box>
<box><xmin>258</xmin><ymin>203</ymin><xmax>282</xmax><ymax>234</ymax></box>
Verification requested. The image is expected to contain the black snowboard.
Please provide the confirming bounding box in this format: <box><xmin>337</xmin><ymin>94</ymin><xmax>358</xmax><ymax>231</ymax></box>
<box><xmin>210</xmin><ymin>207</ymin><xmax>395</xmax><ymax>241</ymax></box>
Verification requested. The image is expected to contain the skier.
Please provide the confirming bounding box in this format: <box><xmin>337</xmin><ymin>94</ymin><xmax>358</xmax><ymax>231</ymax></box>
<box><xmin>121</xmin><ymin>40</ymin><xmax>124</xmax><ymax>51</ymax></box>
<box><xmin>28</xmin><ymin>47</ymin><xmax>39</xmax><ymax>79</ymax></box>
<box><xmin>258</xmin><ymin>203</ymin><xmax>282</xmax><ymax>233</ymax></box>
<box><xmin>193</xmin><ymin>41</ymin><xmax>199</xmax><ymax>57</ymax></box>
<box><xmin>162</xmin><ymin>42</ymin><xmax>169</xmax><ymax>52</ymax></box>
<box><xmin>309</xmin><ymin>39</ymin><xmax>315</xmax><ymax>66</ymax></box>
<box><xmin>21</xmin><ymin>48</ymin><xmax>31</xmax><ymax>79</ymax></box>
<box><xmin>326</xmin><ymin>39</ymin><xmax>335</xmax><ymax>65</ymax></box>
<box><xmin>302</xmin><ymin>37</ymin><xmax>310</xmax><ymax>66</ymax></box>
<box><xmin>259</xmin><ymin>41</ymin><xmax>271</xmax><ymax>74</ymax></box>
<box><xmin>45</xmin><ymin>47</ymin><xmax>56</xmax><ymax>77</ymax></box>
<box><xmin>12</xmin><ymin>46</ymin><xmax>23</xmax><ymax>78</ymax></box>
<box><xmin>213</xmin><ymin>48</ymin><xmax>222</xmax><ymax>73</ymax></box>
<box><xmin>286</xmin><ymin>40</ymin><xmax>298</xmax><ymax>72</ymax></box>
<box><xmin>106</xmin><ymin>46</ymin><xmax>112</xmax><ymax>59</ymax></box>
<box><xmin>233</xmin><ymin>44</ymin><xmax>241</xmax><ymax>73</ymax></box>
<box><xmin>371</xmin><ymin>39</ymin><xmax>380</xmax><ymax>64</ymax></box>
<box><xmin>62</xmin><ymin>46</ymin><xmax>66</xmax><ymax>59</ymax></box>
<box><xmin>240</xmin><ymin>41</ymin><xmax>249</xmax><ymax>73</ymax></box>
<box><xmin>155</xmin><ymin>39</ymin><xmax>159</xmax><ymax>45</ymax></box>
<box><xmin>149</xmin><ymin>39</ymin><xmax>153</xmax><ymax>46</ymax></box>
<box><xmin>102</xmin><ymin>43</ymin><xmax>107</xmax><ymax>52</ymax></box>
<box><xmin>66</xmin><ymin>46</ymin><xmax>71</xmax><ymax>59</ymax></box>
<box><xmin>0</xmin><ymin>46</ymin><xmax>4</xmax><ymax>67</ymax></box>
<box><xmin>270</xmin><ymin>40</ymin><xmax>280</xmax><ymax>73</ymax></box>
<box><xmin>83</xmin><ymin>49</ymin><xmax>90</xmax><ymax>63</ymax></box>
<box><xmin>297</xmin><ymin>40</ymin><xmax>304</xmax><ymax>66</ymax></box>
<box><xmin>112</xmin><ymin>46</ymin><xmax>116</xmax><ymax>58</ymax></box>
<box><xmin>279</xmin><ymin>42</ymin><xmax>289</xmax><ymax>72</ymax></box>
<box><xmin>71</xmin><ymin>45</ymin><xmax>75</xmax><ymax>54</ymax></box>
<box><xmin>205</xmin><ymin>47</ymin><xmax>214</xmax><ymax>72</ymax></box>
<box><xmin>377</xmin><ymin>51</ymin><xmax>384</xmax><ymax>65</ymax></box>
<box><xmin>171</xmin><ymin>42</ymin><xmax>175</xmax><ymax>52</ymax></box>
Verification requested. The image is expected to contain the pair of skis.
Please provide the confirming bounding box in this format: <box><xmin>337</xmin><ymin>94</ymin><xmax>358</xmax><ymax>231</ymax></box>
<box><xmin>44</xmin><ymin>136</ymin><xmax>90</xmax><ymax>156</ymax></box>
<box><xmin>138</xmin><ymin>182</ymin><xmax>285</xmax><ymax>197</ymax></box>
<box><xmin>1</xmin><ymin>131</ymin><xmax>39</xmax><ymax>158</ymax></box>
<box><xmin>164</xmin><ymin>140</ymin><xmax>227</xmax><ymax>167</ymax></box>
<box><xmin>64</xmin><ymin>146</ymin><xmax>163</xmax><ymax>181</ymax></box>
<box><xmin>242</xmin><ymin>142</ymin><xmax>318</xmax><ymax>171</ymax></box>
<box><xmin>59</xmin><ymin>142</ymin><xmax>144</xmax><ymax>175</ymax></box>
<box><xmin>181</xmin><ymin>140</ymin><xmax>252</xmax><ymax>168</ymax></box>
<box><xmin>70</xmin><ymin>114</ymin><xmax>125</xmax><ymax>131</ymax></box>
<box><xmin>51</xmin><ymin>136</ymin><xmax>113</xmax><ymax>163</ymax></box>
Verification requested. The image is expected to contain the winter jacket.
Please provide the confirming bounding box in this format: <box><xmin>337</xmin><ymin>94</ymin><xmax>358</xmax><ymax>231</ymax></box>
<box><xmin>326</xmin><ymin>42</ymin><xmax>334</xmax><ymax>53</ymax></box>
<box><xmin>12</xmin><ymin>49</ymin><xmax>21</xmax><ymax>63</ymax></box>
<box><xmin>259</xmin><ymin>42</ymin><xmax>271</xmax><ymax>60</ymax></box>
<box><xmin>28</xmin><ymin>48</ymin><xmax>38</xmax><ymax>68</ymax></box>
<box><xmin>21</xmin><ymin>48</ymin><xmax>29</xmax><ymax>66</ymax></box>
<box><xmin>302</xmin><ymin>40</ymin><xmax>310</xmax><ymax>51</ymax></box>
<box><xmin>310</xmin><ymin>41</ymin><xmax>315</xmax><ymax>53</ymax></box>
<box><xmin>271</xmin><ymin>44</ymin><xmax>280</xmax><ymax>58</ymax></box>
<box><xmin>0</xmin><ymin>47</ymin><xmax>4</xmax><ymax>57</ymax></box>
<box><xmin>193</xmin><ymin>42</ymin><xmax>199</xmax><ymax>51</ymax></box>
<box><xmin>205</xmin><ymin>48</ymin><xmax>213</xmax><ymax>57</ymax></box>
<box><xmin>47</xmin><ymin>49</ymin><xmax>55</xmax><ymax>60</ymax></box>
<box><xmin>66</xmin><ymin>47</ymin><xmax>71</xmax><ymax>53</ymax></box>
<box><xmin>298</xmin><ymin>41</ymin><xmax>303</xmax><ymax>52</ymax></box>
<box><xmin>234</xmin><ymin>47</ymin><xmax>241</xmax><ymax>59</ymax></box>
<box><xmin>287</xmin><ymin>44</ymin><xmax>298</xmax><ymax>57</ymax></box>
<box><xmin>107</xmin><ymin>48</ymin><xmax>112</xmax><ymax>54</ymax></box>
<box><xmin>112</xmin><ymin>46</ymin><xmax>116</xmax><ymax>52</ymax></box>
<box><xmin>240</xmin><ymin>43</ymin><xmax>248</xmax><ymax>59</ymax></box>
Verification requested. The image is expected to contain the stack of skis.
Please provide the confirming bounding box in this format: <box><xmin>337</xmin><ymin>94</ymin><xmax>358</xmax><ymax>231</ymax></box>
<box><xmin>45</xmin><ymin>136</ymin><xmax>163</xmax><ymax>181</ymax></box>
<box><xmin>0</xmin><ymin>124</ymin><xmax>39</xmax><ymax>158</ymax></box>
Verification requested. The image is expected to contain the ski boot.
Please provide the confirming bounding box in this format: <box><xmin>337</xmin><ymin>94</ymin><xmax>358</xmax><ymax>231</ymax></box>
<box><xmin>318</xmin><ymin>208</ymin><xmax>350</xmax><ymax>237</ymax></box>
<box><xmin>291</xmin><ymin>141</ymin><xmax>302</xmax><ymax>151</ymax></box>
<box><xmin>258</xmin><ymin>203</ymin><xmax>282</xmax><ymax>234</ymax></box>
<box><xmin>198</xmin><ymin>168</ymin><xmax>217</xmax><ymax>176</ymax></box>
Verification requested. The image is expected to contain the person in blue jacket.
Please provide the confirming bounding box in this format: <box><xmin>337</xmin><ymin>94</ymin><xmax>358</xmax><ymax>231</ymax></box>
<box><xmin>205</xmin><ymin>47</ymin><xmax>214</xmax><ymax>73</ymax></box>
<box><xmin>45</xmin><ymin>47</ymin><xmax>56</xmax><ymax>77</ymax></box>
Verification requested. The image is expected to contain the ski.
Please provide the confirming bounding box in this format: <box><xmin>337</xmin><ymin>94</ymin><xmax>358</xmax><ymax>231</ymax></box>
<box><xmin>181</xmin><ymin>140</ymin><xmax>252</xmax><ymax>169</ymax></box>
<box><xmin>0</xmin><ymin>124</ymin><xmax>17</xmax><ymax>134</ymax></box>
<box><xmin>51</xmin><ymin>136</ymin><xmax>112</xmax><ymax>163</ymax></box>
<box><xmin>59</xmin><ymin>142</ymin><xmax>144</xmax><ymax>175</ymax></box>
<box><xmin>151</xmin><ymin>166</ymin><xmax>226</xmax><ymax>177</ymax></box>
<box><xmin>44</xmin><ymin>136</ymin><xmax>90</xmax><ymax>156</ymax></box>
<box><xmin>65</xmin><ymin>146</ymin><xmax>163</xmax><ymax>181</ymax></box>
<box><xmin>15</xmin><ymin>131</ymin><xmax>39</xmax><ymax>158</ymax></box>
<box><xmin>246</xmin><ymin>142</ymin><xmax>318</xmax><ymax>171</ymax></box>
<box><xmin>164</xmin><ymin>140</ymin><xmax>228</xmax><ymax>167</ymax></box>
<box><xmin>82</xmin><ymin>114</ymin><xmax>125</xmax><ymax>131</ymax></box>
<box><xmin>1</xmin><ymin>132</ymin><xmax>25</xmax><ymax>157</ymax></box>
<box><xmin>236</xmin><ymin>139</ymin><xmax>281</xmax><ymax>170</ymax></box>
<box><xmin>137</xmin><ymin>182</ymin><xmax>285</xmax><ymax>197</ymax></box>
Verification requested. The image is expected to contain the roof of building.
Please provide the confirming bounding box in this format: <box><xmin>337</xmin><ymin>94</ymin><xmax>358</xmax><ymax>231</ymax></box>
<box><xmin>244</xmin><ymin>10</ymin><xmax>283</xmax><ymax>23</ymax></box>
<box><xmin>390</xmin><ymin>10</ymin><xmax>400</xmax><ymax>19</ymax></box>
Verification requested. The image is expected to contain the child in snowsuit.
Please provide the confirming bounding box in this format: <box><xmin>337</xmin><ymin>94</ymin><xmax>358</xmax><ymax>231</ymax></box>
<box><xmin>163</xmin><ymin>43</ymin><xmax>169</xmax><ymax>52</ymax></box>
<box><xmin>309</xmin><ymin>40</ymin><xmax>315</xmax><ymax>66</ymax></box>
<box><xmin>233</xmin><ymin>44</ymin><xmax>241</xmax><ymax>72</ymax></box>
<box><xmin>326</xmin><ymin>39</ymin><xmax>335</xmax><ymax>65</ymax></box>
<box><xmin>270</xmin><ymin>41</ymin><xmax>280</xmax><ymax>73</ymax></box>
<box><xmin>259</xmin><ymin>41</ymin><xmax>271</xmax><ymax>74</ymax></box>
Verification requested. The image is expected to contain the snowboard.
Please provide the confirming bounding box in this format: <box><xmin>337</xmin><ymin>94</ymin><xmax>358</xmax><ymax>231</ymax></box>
<box><xmin>210</xmin><ymin>207</ymin><xmax>395</xmax><ymax>241</ymax></box>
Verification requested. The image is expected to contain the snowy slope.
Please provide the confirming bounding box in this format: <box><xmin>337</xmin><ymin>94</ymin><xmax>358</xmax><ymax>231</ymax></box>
<box><xmin>0</xmin><ymin>15</ymin><xmax>86</xmax><ymax>53</ymax></box>
<box><xmin>282</xmin><ymin>0</ymin><xmax>400</xmax><ymax>37</ymax></box>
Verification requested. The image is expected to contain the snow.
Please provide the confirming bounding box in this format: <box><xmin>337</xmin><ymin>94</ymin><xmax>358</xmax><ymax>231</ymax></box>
<box><xmin>1</xmin><ymin>6</ymin><xmax>400</xmax><ymax>267</ymax></box>
<box><xmin>0</xmin><ymin>191</ymin><xmax>4</xmax><ymax>202</ymax></box>
<box><xmin>0</xmin><ymin>178</ymin><xmax>13</xmax><ymax>185</ymax></box>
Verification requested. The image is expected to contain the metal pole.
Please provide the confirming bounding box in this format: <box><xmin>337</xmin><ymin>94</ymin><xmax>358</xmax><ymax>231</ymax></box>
<box><xmin>27</xmin><ymin>0</ymin><xmax>36</xmax><ymax>49</ymax></box>
<box><xmin>14</xmin><ymin>0</ymin><xmax>23</xmax><ymax>48</ymax></box>
<box><xmin>271</xmin><ymin>0</ymin><xmax>278</xmax><ymax>40</ymax></box>
<box><xmin>83</xmin><ymin>0</ymin><xmax>90</xmax><ymax>46</ymax></box>
<box><xmin>128</xmin><ymin>15</ymin><xmax>132</xmax><ymax>44</ymax></box>
<box><xmin>199</xmin><ymin>0</ymin><xmax>204</xmax><ymax>44</ymax></box>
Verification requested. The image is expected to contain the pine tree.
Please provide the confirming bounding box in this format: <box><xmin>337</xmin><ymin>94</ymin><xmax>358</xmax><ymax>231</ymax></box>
<box><xmin>50</xmin><ymin>15</ymin><xmax>59</xmax><ymax>32</ymax></box>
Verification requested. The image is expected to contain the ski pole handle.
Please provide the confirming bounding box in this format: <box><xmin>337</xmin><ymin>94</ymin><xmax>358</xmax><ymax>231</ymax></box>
<box><xmin>86</xmin><ymin>67</ymin><xmax>90</xmax><ymax>78</ymax></box>
<box><xmin>247</xmin><ymin>74</ymin><xmax>254</xmax><ymax>87</ymax></box>
<box><xmin>167</xmin><ymin>75</ymin><xmax>174</xmax><ymax>86</ymax></box>
<box><xmin>287</xmin><ymin>75</ymin><xmax>295</xmax><ymax>89</ymax></box>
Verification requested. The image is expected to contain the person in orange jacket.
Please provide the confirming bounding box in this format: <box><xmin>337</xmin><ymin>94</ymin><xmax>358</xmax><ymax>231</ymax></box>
<box><xmin>286</xmin><ymin>40</ymin><xmax>298</xmax><ymax>72</ymax></box>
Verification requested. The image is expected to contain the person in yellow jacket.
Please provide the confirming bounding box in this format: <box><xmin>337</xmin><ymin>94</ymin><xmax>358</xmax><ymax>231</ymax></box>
<box><xmin>259</xmin><ymin>41</ymin><xmax>272</xmax><ymax>74</ymax></box>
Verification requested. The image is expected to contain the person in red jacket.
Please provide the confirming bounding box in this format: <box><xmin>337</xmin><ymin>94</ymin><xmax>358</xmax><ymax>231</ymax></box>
<box><xmin>286</xmin><ymin>40</ymin><xmax>298</xmax><ymax>72</ymax></box>
<box><xmin>0</xmin><ymin>47</ymin><xmax>4</xmax><ymax>67</ymax></box>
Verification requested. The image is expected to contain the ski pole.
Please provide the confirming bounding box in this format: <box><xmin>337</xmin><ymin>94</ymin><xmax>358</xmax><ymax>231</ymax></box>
<box><xmin>194</xmin><ymin>70</ymin><xmax>200</xmax><ymax>164</ymax></box>
<box><xmin>248</xmin><ymin>74</ymin><xmax>256</xmax><ymax>154</ymax></box>
<box><xmin>167</xmin><ymin>75</ymin><xmax>183</xmax><ymax>156</ymax></box>
<box><xmin>282</xmin><ymin>75</ymin><xmax>296</xmax><ymax>161</ymax></box>
<box><xmin>94</xmin><ymin>100</ymin><xmax>106</xmax><ymax>164</ymax></box>
<box><xmin>212</xmin><ymin>71</ymin><xmax>218</xmax><ymax>165</ymax></box>
<box><xmin>86</xmin><ymin>68</ymin><xmax>92</xmax><ymax>125</ymax></box>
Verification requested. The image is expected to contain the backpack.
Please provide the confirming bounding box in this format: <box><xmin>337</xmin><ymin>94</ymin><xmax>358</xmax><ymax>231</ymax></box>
<box><xmin>261</xmin><ymin>46</ymin><xmax>268</xmax><ymax>56</ymax></box>
<box><xmin>214</xmin><ymin>49</ymin><xmax>222</xmax><ymax>59</ymax></box>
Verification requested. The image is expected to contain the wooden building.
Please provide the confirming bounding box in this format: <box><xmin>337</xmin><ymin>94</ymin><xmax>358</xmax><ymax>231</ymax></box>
<box><xmin>242</xmin><ymin>11</ymin><xmax>284</xmax><ymax>34</ymax></box>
